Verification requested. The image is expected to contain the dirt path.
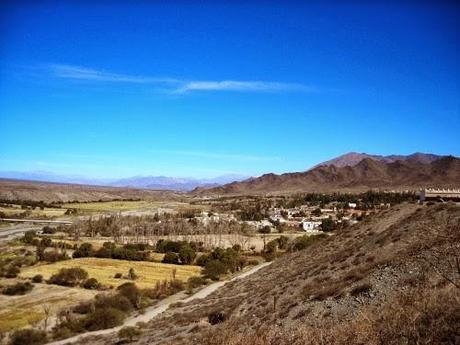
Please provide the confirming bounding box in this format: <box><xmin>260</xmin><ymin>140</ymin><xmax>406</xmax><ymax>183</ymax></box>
<box><xmin>46</xmin><ymin>261</ymin><xmax>272</xmax><ymax>345</ymax></box>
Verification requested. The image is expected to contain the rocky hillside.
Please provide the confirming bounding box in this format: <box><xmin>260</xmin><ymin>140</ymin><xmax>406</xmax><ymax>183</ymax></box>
<box><xmin>81</xmin><ymin>202</ymin><xmax>460</xmax><ymax>345</ymax></box>
<box><xmin>195</xmin><ymin>155</ymin><xmax>460</xmax><ymax>195</ymax></box>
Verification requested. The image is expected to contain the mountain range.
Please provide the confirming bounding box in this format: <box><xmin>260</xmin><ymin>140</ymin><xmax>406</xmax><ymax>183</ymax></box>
<box><xmin>195</xmin><ymin>152</ymin><xmax>460</xmax><ymax>195</ymax></box>
<box><xmin>314</xmin><ymin>152</ymin><xmax>443</xmax><ymax>168</ymax></box>
<box><xmin>2</xmin><ymin>152</ymin><xmax>458</xmax><ymax>193</ymax></box>
<box><xmin>0</xmin><ymin>171</ymin><xmax>248</xmax><ymax>192</ymax></box>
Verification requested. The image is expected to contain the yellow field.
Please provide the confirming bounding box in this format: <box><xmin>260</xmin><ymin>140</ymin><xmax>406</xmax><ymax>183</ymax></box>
<box><xmin>20</xmin><ymin>258</ymin><xmax>201</xmax><ymax>289</ymax></box>
<box><xmin>0</xmin><ymin>206</ymin><xmax>67</xmax><ymax>218</ymax></box>
<box><xmin>62</xmin><ymin>200</ymin><xmax>190</xmax><ymax>212</ymax></box>
<box><xmin>0</xmin><ymin>281</ymin><xmax>97</xmax><ymax>332</ymax></box>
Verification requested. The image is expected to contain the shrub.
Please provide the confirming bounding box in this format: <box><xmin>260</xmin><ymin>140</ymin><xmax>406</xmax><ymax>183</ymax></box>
<box><xmin>169</xmin><ymin>279</ymin><xmax>184</xmax><ymax>293</ymax></box>
<box><xmin>208</xmin><ymin>311</ymin><xmax>226</xmax><ymax>325</ymax></box>
<box><xmin>22</xmin><ymin>230</ymin><xmax>36</xmax><ymax>244</ymax></box>
<box><xmin>290</xmin><ymin>234</ymin><xmax>326</xmax><ymax>252</ymax></box>
<box><xmin>162</xmin><ymin>252</ymin><xmax>180</xmax><ymax>265</ymax></box>
<box><xmin>321</xmin><ymin>218</ymin><xmax>336</xmax><ymax>232</ymax></box>
<box><xmin>277</xmin><ymin>235</ymin><xmax>289</xmax><ymax>250</ymax></box>
<box><xmin>128</xmin><ymin>268</ymin><xmax>138</xmax><ymax>280</ymax></box>
<box><xmin>72</xmin><ymin>243</ymin><xmax>94</xmax><ymax>258</ymax></box>
<box><xmin>261</xmin><ymin>251</ymin><xmax>276</xmax><ymax>262</ymax></box>
<box><xmin>350</xmin><ymin>283</ymin><xmax>372</xmax><ymax>297</ymax></box>
<box><xmin>94</xmin><ymin>294</ymin><xmax>133</xmax><ymax>313</ymax></box>
<box><xmin>114</xmin><ymin>272</ymin><xmax>123</xmax><ymax>279</ymax></box>
<box><xmin>42</xmin><ymin>250</ymin><xmax>69</xmax><ymax>263</ymax></box>
<box><xmin>4</xmin><ymin>266</ymin><xmax>20</xmax><ymax>278</ymax></box>
<box><xmin>196</xmin><ymin>254</ymin><xmax>209</xmax><ymax>267</ymax></box>
<box><xmin>203</xmin><ymin>260</ymin><xmax>227</xmax><ymax>281</ymax></box>
<box><xmin>187</xmin><ymin>276</ymin><xmax>207</xmax><ymax>289</ymax></box>
<box><xmin>118</xmin><ymin>326</ymin><xmax>142</xmax><ymax>342</ymax></box>
<box><xmin>73</xmin><ymin>301</ymin><xmax>94</xmax><ymax>315</ymax></box>
<box><xmin>82</xmin><ymin>278</ymin><xmax>100</xmax><ymax>290</ymax></box>
<box><xmin>3</xmin><ymin>282</ymin><xmax>34</xmax><ymax>295</ymax></box>
<box><xmin>51</xmin><ymin>326</ymin><xmax>74</xmax><ymax>341</ymax></box>
<box><xmin>40</xmin><ymin>238</ymin><xmax>53</xmax><ymax>247</ymax></box>
<box><xmin>32</xmin><ymin>274</ymin><xmax>43</xmax><ymax>283</ymax></box>
<box><xmin>8</xmin><ymin>328</ymin><xmax>47</xmax><ymax>345</ymax></box>
<box><xmin>42</xmin><ymin>226</ymin><xmax>56</xmax><ymax>234</ymax></box>
<box><xmin>48</xmin><ymin>268</ymin><xmax>88</xmax><ymax>287</ymax></box>
<box><xmin>83</xmin><ymin>307</ymin><xmax>125</xmax><ymax>331</ymax></box>
<box><xmin>265</xmin><ymin>239</ymin><xmax>278</xmax><ymax>253</ymax></box>
<box><xmin>258</xmin><ymin>225</ymin><xmax>271</xmax><ymax>234</ymax></box>
<box><xmin>117</xmin><ymin>283</ymin><xmax>141</xmax><ymax>308</ymax></box>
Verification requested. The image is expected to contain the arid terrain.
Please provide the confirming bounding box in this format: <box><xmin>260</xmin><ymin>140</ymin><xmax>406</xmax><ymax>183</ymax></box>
<box><xmin>0</xmin><ymin>179</ymin><xmax>183</xmax><ymax>203</ymax></box>
<box><xmin>75</xmin><ymin>202</ymin><xmax>460</xmax><ymax>345</ymax></box>
<box><xmin>0</xmin><ymin>156</ymin><xmax>459</xmax><ymax>345</ymax></box>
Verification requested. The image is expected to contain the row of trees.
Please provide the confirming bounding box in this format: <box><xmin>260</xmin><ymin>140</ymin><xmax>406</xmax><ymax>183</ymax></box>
<box><xmin>73</xmin><ymin>242</ymin><xmax>150</xmax><ymax>261</ymax></box>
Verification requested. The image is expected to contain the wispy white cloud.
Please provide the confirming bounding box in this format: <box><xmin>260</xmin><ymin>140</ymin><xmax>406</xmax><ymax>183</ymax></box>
<box><xmin>173</xmin><ymin>80</ymin><xmax>311</xmax><ymax>93</ymax></box>
<box><xmin>46</xmin><ymin>64</ymin><xmax>311</xmax><ymax>94</ymax></box>
<box><xmin>152</xmin><ymin>149</ymin><xmax>281</xmax><ymax>162</ymax></box>
<box><xmin>49</xmin><ymin>64</ymin><xmax>178</xmax><ymax>84</ymax></box>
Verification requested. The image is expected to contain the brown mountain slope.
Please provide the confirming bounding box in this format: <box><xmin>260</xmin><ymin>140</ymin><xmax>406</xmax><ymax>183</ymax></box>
<box><xmin>316</xmin><ymin>152</ymin><xmax>443</xmax><ymax>168</ymax></box>
<box><xmin>195</xmin><ymin>156</ymin><xmax>460</xmax><ymax>195</ymax></box>
<box><xmin>80</xmin><ymin>202</ymin><xmax>460</xmax><ymax>345</ymax></box>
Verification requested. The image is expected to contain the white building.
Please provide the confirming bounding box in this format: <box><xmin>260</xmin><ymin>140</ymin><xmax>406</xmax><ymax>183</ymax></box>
<box><xmin>348</xmin><ymin>203</ymin><xmax>357</xmax><ymax>209</ymax></box>
<box><xmin>302</xmin><ymin>221</ymin><xmax>322</xmax><ymax>232</ymax></box>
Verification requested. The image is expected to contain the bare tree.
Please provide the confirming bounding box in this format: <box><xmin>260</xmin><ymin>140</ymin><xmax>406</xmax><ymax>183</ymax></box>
<box><xmin>42</xmin><ymin>304</ymin><xmax>51</xmax><ymax>331</ymax></box>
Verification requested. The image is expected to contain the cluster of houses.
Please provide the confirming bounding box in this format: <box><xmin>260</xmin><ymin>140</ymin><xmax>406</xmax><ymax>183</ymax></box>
<box><xmin>196</xmin><ymin>202</ymin><xmax>369</xmax><ymax>234</ymax></box>
<box><xmin>267</xmin><ymin>203</ymin><xmax>361</xmax><ymax>234</ymax></box>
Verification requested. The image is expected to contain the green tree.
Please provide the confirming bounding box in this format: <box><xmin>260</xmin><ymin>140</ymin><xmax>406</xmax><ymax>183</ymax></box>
<box><xmin>178</xmin><ymin>244</ymin><xmax>196</xmax><ymax>265</ymax></box>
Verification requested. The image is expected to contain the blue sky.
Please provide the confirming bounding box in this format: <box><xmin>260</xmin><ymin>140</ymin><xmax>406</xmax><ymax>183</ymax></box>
<box><xmin>0</xmin><ymin>1</ymin><xmax>459</xmax><ymax>179</ymax></box>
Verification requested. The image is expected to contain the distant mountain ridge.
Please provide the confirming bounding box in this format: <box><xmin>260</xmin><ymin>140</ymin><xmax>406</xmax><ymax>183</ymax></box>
<box><xmin>314</xmin><ymin>152</ymin><xmax>443</xmax><ymax>168</ymax></box>
<box><xmin>195</xmin><ymin>152</ymin><xmax>460</xmax><ymax>195</ymax></box>
<box><xmin>0</xmin><ymin>171</ymin><xmax>249</xmax><ymax>192</ymax></box>
<box><xmin>110</xmin><ymin>174</ymin><xmax>248</xmax><ymax>191</ymax></box>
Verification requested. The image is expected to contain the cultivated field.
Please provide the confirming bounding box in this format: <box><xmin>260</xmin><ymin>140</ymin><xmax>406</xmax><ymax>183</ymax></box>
<box><xmin>20</xmin><ymin>258</ymin><xmax>202</xmax><ymax>289</ymax></box>
<box><xmin>62</xmin><ymin>200</ymin><xmax>194</xmax><ymax>213</ymax></box>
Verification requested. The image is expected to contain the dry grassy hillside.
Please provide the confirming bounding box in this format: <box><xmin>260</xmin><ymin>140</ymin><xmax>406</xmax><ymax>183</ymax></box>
<box><xmin>83</xmin><ymin>202</ymin><xmax>460</xmax><ymax>345</ymax></box>
<box><xmin>0</xmin><ymin>179</ymin><xmax>182</xmax><ymax>203</ymax></box>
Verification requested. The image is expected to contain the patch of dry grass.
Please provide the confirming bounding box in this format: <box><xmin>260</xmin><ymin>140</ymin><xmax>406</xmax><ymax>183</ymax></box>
<box><xmin>0</xmin><ymin>282</ymin><xmax>96</xmax><ymax>332</ymax></box>
<box><xmin>20</xmin><ymin>258</ymin><xmax>201</xmax><ymax>289</ymax></box>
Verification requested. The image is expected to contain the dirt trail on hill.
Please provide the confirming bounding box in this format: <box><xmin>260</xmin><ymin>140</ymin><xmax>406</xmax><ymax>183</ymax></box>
<box><xmin>46</xmin><ymin>262</ymin><xmax>271</xmax><ymax>345</ymax></box>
